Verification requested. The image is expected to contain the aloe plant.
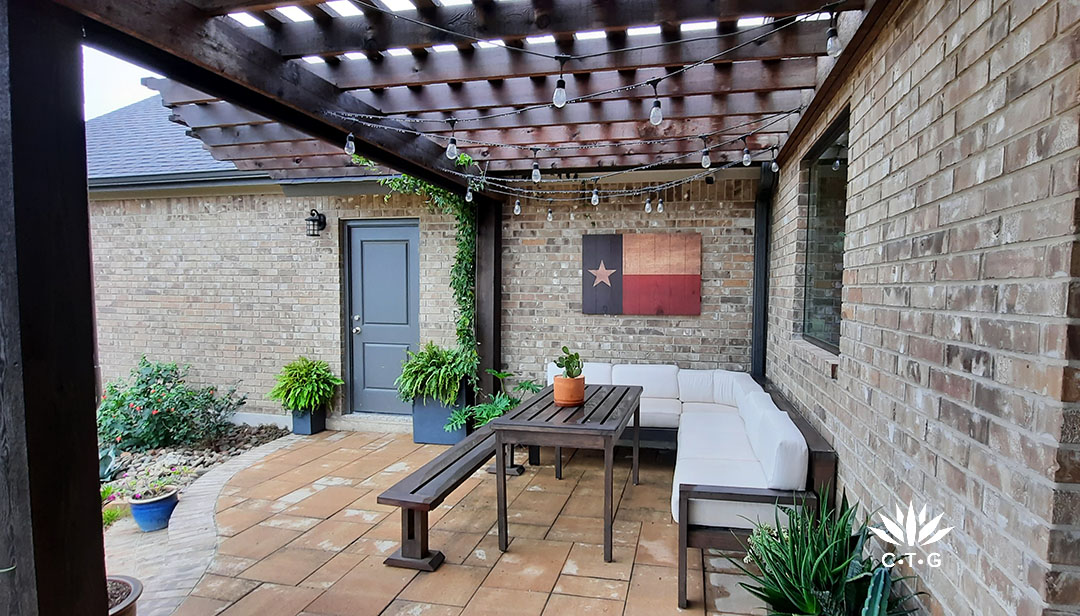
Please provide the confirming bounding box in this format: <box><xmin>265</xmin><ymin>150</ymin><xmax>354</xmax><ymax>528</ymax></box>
<box><xmin>861</xmin><ymin>567</ymin><xmax>891</xmax><ymax>616</ymax></box>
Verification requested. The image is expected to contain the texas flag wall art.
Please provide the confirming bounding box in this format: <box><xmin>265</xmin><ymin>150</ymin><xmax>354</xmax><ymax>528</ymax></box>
<box><xmin>582</xmin><ymin>232</ymin><xmax>702</xmax><ymax>315</ymax></box>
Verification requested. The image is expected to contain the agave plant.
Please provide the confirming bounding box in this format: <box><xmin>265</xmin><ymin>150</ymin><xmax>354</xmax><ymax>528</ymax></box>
<box><xmin>733</xmin><ymin>492</ymin><xmax>922</xmax><ymax>616</ymax></box>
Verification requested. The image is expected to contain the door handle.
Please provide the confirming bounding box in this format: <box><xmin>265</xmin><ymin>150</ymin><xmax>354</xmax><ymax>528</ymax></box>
<box><xmin>352</xmin><ymin>326</ymin><xmax>362</xmax><ymax>335</ymax></box>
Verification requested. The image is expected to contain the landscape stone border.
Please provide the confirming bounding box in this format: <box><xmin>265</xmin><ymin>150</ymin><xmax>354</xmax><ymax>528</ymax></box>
<box><xmin>132</xmin><ymin>434</ymin><xmax>302</xmax><ymax>616</ymax></box>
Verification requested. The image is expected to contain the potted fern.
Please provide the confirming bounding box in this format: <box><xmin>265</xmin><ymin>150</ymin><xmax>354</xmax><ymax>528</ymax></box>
<box><xmin>268</xmin><ymin>357</ymin><xmax>344</xmax><ymax>435</ymax></box>
<box><xmin>396</xmin><ymin>343</ymin><xmax>477</xmax><ymax>444</ymax></box>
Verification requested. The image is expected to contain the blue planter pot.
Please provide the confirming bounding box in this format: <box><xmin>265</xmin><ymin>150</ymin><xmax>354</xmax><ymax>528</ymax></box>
<box><xmin>412</xmin><ymin>385</ymin><xmax>471</xmax><ymax>445</ymax></box>
<box><xmin>129</xmin><ymin>490</ymin><xmax>179</xmax><ymax>532</ymax></box>
<box><xmin>292</xmin><ymin>409</ymin><xmax>326</xmax><ymax>435</ymax></box>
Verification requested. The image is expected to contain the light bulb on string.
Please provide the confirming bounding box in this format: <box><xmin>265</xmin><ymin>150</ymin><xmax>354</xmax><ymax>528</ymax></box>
<box><xmin>465</xmin><ymin>185</ymin><xmax>473</xmax><ymax>202</ymax></box>
<box><xmin>826</xmin><ymin>14</ymin><xmax>842</xmax><ymax>58</ymax></box>
<box><xmin>699</xmin><ymin>136</ymin><xmax>711</xmax><ymax>168</ymax></box>
<box><xmin>647</xmin><ymin>80</ymin><xmax>663</xmax><ymax>126</ymax></box>
<box><xmin>657</xmin><ymin>197</ymin><xmax>664</xmax><ymax>213</ymax></box>
<box><xmin>513</xmin><ymin>199</ymin><xmax>521</xmax><ymax>215</ymax></box>
<box><xmin>644</xmin><ymin>196</ymin><xmax>652</xmax><ymax>214</ymax></box>
<box><xmin>445</xmin><ymin>119</ymin><xmax>458</xmax><ymax>160</ymax></box>
<box><xmin>832</xmin><ymin>158</ymin><xmax>842</xmax><ymax>171</ymax></box>
<box><xmin>770</xmin><ymin>147</ymin><xmax>780</xmax><ymax>173</ymax></box>
<box><xmin>552</xmin><ymin>78</ymin><xmax>567</xmax><ymax>108</ymax></box>
<box><xmin>591</xmin><ymin>187</ymin><xmax>600</xmax><ymax>206</ymax></box>
<box><xmin>531</xmin><ymin>162</ymin><xmax>542</xmax><ymax>183</ymax></box>
<box><xmin>547</xmin><ymin>208</ymin><xmax>553</xmax><ymax>222</ymax></box>
<box><xmin>343</xmin><ymin>133</ymin><xmax>356</xmax><ymax>156</ymax></box>
<box><xmin>742</xmin><ymin>148</ymin><xmax>752</xmax><ymax>166</ymax></box>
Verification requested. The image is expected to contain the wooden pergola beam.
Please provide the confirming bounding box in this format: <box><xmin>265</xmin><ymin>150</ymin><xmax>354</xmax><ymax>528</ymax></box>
<box><xmin>293</xmin><ymin>18</ymin><xmax>829</xmax><ymax>68</ymax></box>
<box><xmin>236</xmin><ymin>0</ymin><xmax>860</xmax><ymax>56</ymax></box>
<box><xmin>359</xmin><ymin>60</ymin><xmax>817</xmax><ymax>114</ymax></box>
<box><xmin>55</xmin><ymin>0</ymin><xmax>469</xmax><ymax>192</ymax></box>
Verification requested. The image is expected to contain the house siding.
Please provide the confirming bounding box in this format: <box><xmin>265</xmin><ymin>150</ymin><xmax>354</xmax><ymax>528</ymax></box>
<box><xmin>766</xmin><ymin>0</ymin><xmax>1080</xmax><ymax>614</ymax></box>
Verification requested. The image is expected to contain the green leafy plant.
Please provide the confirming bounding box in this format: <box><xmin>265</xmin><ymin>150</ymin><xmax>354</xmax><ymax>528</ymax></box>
<box><xmin>102</xmin><ymin>508</ymin><xmax>123</xmax><ymax>527</ymax></box>
<box><xmin>734</xmin><ymin>493</ymin><xmax>921</xmax><ymax>616</ymax></box>
<box><xmin>445</xmin><ymin>369</ymin><xmax>542</xmax><ymax>431</ymax></box>
<box><xmin>119</xmin><ymin>465</ymin><xmax>192</xmax><ymax>501</ymax></box>
<box><xmin>268</xmin><ymin>357</ymin><xmax>344</xmax><ymax>416</ymax></box>
<box><xmin>382</xmin><ymin>155</ymin><xmax>480</xmax><ymax>368</ymax></box>
<box><xmin>554</xmin><ymin>346</ymin><xmax>583</xmax><ymax>379</ymax></box>
<box><xmin>397</xmin><ymin>343</ymin><xmax>478</xmax><ymax>407</ymax></box>
<box><xmin>96</xmin><ymin>357</ymin><xmax>246</xmax><ymax>451</ymax></box>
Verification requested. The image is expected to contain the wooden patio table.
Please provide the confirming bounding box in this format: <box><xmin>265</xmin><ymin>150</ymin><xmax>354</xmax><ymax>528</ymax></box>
<box><xmin>491</xmin><ymin>384</ymin><xmax>643</xmax><ymax>562</ymax></box>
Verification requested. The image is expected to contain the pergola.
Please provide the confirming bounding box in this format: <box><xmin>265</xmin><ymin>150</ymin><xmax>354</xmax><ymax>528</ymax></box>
<box><xmin>0</xmin><ymin>1</ymin><xmax>899</xmax><ymax>613</ymax></box>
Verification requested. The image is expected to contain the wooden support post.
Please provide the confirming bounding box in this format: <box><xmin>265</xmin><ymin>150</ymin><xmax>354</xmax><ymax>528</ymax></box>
<box><xmin>750</xmin><ymin>164</ymin><xmax>777</xmax><ymax>383</ymax></box>
<box><xmin>475</xmin><ymin>199</ymin><xmax>502</xmax><ymax>397</ymax></box>
<box><xmin>0</xmin><ymin>2</ymin><xmax>108</xmax><ymax>614</ymax></box>
<box><xmin>384</xmin><ymin>508</ymin><xmax>444</xmax><ymax>571</ymax></box>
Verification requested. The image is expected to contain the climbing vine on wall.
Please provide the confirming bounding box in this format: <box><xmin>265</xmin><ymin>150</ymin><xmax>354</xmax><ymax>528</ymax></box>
<box><xmin>380</xmin><ymin>155</ymin><xmax>480</xmax><ymax>379</ymax></box>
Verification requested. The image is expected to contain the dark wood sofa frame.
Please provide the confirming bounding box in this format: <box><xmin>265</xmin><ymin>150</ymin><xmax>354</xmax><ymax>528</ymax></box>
<box><xmin>677</xmin><ymin>390</ymin><xmax>837</xmax><ymax>608</ymax></box>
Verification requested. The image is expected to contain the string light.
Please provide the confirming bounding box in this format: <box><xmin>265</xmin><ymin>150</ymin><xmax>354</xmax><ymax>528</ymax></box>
<box><xmin>547</xmin><ymin>208</ymin><xmax>553</xmax><ymax>222</ymax></box>
<box><xmin>770</xmin><ymin>147</ymin><xmax>780</xmax><ymax>173</ymax></box>
<box><xmin>531</xmin><ymin>162</ymin><xmax>542</xmax><ymax>183</ymax></box>
<box><xmin>644</xmin><ymin>196</ymin><xmax>652</xmax><ymax>213</ymax></box>
<box><xmin>591</xmin><ymin>187</ymin><xmax>600</xmax><ymax>205</ymax></box>
<box><xmin>465</xmin><ymin>185</ymin><xmax>474</xmax><ymax>202</ymax></box>
<box><xmin>445</xmin><ymin>120</ymin><xmax>458</xmax><ymax>159</ymax></box>
<box><xmin>647</xmin><ymin>80</ymin><xmax>664</xmax><ymax>126</ymax></box>
<box><xmin>513</xmin><ymin>199</ymin><xmax>521</xmax><ymax>215</ymax></box>
<box><xmin>832</xmin><ymin>158</ymin><xmax>842</xmax><ymax>171</ymax></box>
<box><xmin>552</xmin><ymin>57</ymin><xmax>569</xmax><ymax>108</ymax></box>
<box><xmin>343</xmin><ymin>133</ymin><xmax>356</xmax><ymax>156</ymax></box>
<box><xmin>657</xmin><ymin>196</ymin><xmax>664</xmax><ymax>213</ymax></box>
<box><xmin>700</xmin><ymin>137</ymin><xmax>711</xmax><ymax>168</ymax></box>
<box><xmin>826</xmin><ymin>13</ymin><xmax>843</xmax><ymax>58</ymax></box>
<box><xmin>742</xmin><ymin>141</ymin><xmax>752</xmax><ymax>166</ymax></box>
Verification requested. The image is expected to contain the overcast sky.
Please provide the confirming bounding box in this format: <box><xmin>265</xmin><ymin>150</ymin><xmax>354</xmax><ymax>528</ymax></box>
<box><xmin>82</xmin><ymin>45</ymin><xmax>163</xmax><ymax>120</ymax></box>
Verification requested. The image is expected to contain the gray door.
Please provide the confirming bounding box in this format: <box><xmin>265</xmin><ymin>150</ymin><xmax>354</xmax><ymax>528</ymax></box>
<box><xmin>346</xmin><ymin>220</ymin><xmax>419</xmax><ymax>414</ymax></box>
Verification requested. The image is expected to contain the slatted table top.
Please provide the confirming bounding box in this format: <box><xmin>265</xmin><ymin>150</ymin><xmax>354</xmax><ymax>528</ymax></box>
<box><xmin>490</xmin><ymin>384</ymin><xmax>643</xmax><ymax>435</ymax></box>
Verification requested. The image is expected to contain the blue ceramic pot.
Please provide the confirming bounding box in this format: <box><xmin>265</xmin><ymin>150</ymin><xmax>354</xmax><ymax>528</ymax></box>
<box><xmin>412</xmin><ymin>384</ymin><xmax>471</xmax><ymax>445</ymax></box>
<box><xmin>292</xmin><ymin>409</ymin><xmax>326</xmax><ymax>435</ymax></box>
<box><xmin>129</xmin><ymin>490</ymin><xmax>179</xmax><ymax>532</ymax></box>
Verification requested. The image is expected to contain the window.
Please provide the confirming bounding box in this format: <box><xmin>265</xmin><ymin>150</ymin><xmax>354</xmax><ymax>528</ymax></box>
<box><xmin>801</xmin><ymin>113</ymin><xmax>848</xmax><ymax>353</ymax></box>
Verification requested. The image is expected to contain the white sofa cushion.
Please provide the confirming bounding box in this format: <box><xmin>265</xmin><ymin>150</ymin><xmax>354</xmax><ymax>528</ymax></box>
<box><xmin>749</xmin><ymin>410</ymin><xmax>809</xmax><ymax>490</ymax></box>
<box><xmin>612</xmin><ymin>364</ymin><xmax>680</xmax><ymax>400</ymax></box>
<box><xmin>546</xmin><ymin>361</ymin><xmax>613</xmax><ymax>386</ymax></box>
<box><xmin>677</xmin><ymin>369</ymin><xmax>715</xmax><ymax>403</ymax></box>
<box><xmin>636</xmin><ymin>397</ymin><xmax>682</xmax><ymax>428</ymax></box>
<box><xmin>736</xmin><ymin>391</ymin><xmax>778</xmax><ymax>437</ymax></box>
<box><xmin>671</xmin><ymin>457</ymin><xmax>787</xmax><ymax>528</ymax></box>
<box><xmin>681</xmin><ymin>402</ymin><xmax>738</xmax><ymax>415</ymax></box>
<box><xmin>715</xmin><ymin>371</ymin><xmax>764</xmax><ymax>405</ymax></box>
<box><xmin>678</xmin><ymin>413</ymin><xmax>756</xmax><ymax>460</ymax></box>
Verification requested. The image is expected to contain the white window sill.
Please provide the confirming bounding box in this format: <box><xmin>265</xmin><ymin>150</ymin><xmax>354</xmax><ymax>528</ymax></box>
<box><xmin>790</xmin><ymin>336</ymin><xmax>839</xmax><ymax>380</ymax></box>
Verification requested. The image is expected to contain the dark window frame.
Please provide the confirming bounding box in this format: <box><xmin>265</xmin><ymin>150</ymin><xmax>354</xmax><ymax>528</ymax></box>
<box><xmin>800</xmin><ymin>111</ymin><xmax>849</xmax><ymax>356</ymax></box>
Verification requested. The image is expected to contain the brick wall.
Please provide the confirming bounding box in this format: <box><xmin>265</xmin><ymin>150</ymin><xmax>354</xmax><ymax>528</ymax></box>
<box><xmin>766</xmin><ymin>1</ymin><xmax>1080</xmax><ymax>614</ymax></box>
<box><xmin>500</xmin><ymin>174</ymin><xmax>757</xmax><ymax>383</ymax></box>
<box><xmin>90</xmin><ymin>190</ymin><xmax>457</xmax><ymax>416</ymax></box>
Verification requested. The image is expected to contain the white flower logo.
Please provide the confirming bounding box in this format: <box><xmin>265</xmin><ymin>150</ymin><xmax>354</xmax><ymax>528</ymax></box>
<box><xmin>870</xmin><ymin>503</ymin><xmax>953</xmax><ymax>548</ymax></box>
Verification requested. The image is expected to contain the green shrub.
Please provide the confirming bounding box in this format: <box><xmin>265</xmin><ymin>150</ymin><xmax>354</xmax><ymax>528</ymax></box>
<box><xmin>96</xmin><ymin>357</ymin><xmax>245</xmax><ymax>450</ymax></box>
<box><xmin>445</xmin><ymin>369</ymin><xmax>542</xmax><ymax>431</ymax></box>
<box><xmin>102</xmin><ymin>508</ymin><xmax>123</xmax><ymax>528</ymax></box>
<box><xmin>396</xmin><ymin>343</ymin><xmax>477</xmax><ymax>407</ymax></box>
<box><xmin>268</xmin><ymin>356</ymin><xmax>343</xmax><ymax>415</ymax></box>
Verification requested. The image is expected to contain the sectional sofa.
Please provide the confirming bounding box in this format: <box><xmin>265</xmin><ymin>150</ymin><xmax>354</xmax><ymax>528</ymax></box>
<box><xmin>546</xmin><ymin>362</ymin><xmax>836</xmax><ymax>607</ymax></box>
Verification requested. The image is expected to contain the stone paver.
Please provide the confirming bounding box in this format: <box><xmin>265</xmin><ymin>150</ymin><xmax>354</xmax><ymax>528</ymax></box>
<box><xmin>106</xmin><ymin>430</ymin><xmax>764</xmax><ymax>615</ymax></box>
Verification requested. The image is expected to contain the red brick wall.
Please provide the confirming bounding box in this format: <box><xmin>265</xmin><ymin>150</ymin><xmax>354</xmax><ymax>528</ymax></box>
<box><xmin>767</xmin><ymin>0</ymin><xmax>1079</xmax><ymax>614</ymax></box>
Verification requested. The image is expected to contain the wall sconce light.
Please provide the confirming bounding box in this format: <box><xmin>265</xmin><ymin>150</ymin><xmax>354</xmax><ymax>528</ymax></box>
<box><xmin>305</xmin><ymin>209</ymin><xmax>327</xmax><ymax>237</ymax></box>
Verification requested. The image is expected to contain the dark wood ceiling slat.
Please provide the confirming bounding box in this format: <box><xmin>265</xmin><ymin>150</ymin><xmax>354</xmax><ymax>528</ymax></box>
<box><xmin>232</xmin><ymin>0</ymin><xmax>859</xmax><ymax>56</ymax></box>
<box><xmin>306</xmin><ymin>21</ymin><xmax>829</xmax><ymax>87</ymax></box>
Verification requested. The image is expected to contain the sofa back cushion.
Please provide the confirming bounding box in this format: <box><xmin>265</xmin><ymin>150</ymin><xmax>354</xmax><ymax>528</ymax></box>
<box><xmin>715</xmin><ymin>371</ymin><xmax>764</xmax><ymax>405</ymax></box>
<box><xmin>677</xmin><ymin>369</ymin><xmax>715</xmax><ymax>403</ymax></box>
<box><xmin>612</xmin><ymin>364</ymin><xmax>680</xmax><ymax>399</ymax></box>
<box><xmin>736</xmin><ymin>390</ymin><xmax>776</xmax><ymax>436</ymax></box>
<box><xmin>749</xmin><ymin>410</ymin><xmax>809</xmax><ymax>490</ymax></box>
<box><xmin>546</xmin><ymin>362</ymin><xmax>613</xmax><ymax>386</ymax></box>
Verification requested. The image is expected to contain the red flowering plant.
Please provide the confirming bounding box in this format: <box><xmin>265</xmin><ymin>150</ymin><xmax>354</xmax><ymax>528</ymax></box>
<box><xmin>96</xmin><ymin>357</ymin><xmax>246</xmax><ymax>451</ymax></box>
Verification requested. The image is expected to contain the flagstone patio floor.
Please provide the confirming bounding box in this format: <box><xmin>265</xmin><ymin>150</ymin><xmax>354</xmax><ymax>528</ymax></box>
<box><xmin>163</xmin><ymin>430</ymin><xmax>763</xmax><ymax>616</ymax></box>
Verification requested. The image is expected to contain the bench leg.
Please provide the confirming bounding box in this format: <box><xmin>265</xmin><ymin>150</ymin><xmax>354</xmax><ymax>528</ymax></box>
<box><xmin>678</xmin><ymin>492</ymin><xmax>688</xmax><ymax>608</ymax></box>
<box><xmin>384</xmin><ymin>508</ymin><xmax>444</xmax><ymax>572</ymax></box>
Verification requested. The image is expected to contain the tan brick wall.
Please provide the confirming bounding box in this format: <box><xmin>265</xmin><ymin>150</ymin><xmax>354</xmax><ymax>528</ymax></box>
<box><xmin>90</xmin><ymin>190</ymin><xmax>458</xmax><ymax>416</ymax></box>
<box><xmin>500</xmin><ymin>175</ymin><xmax>757</xmax><ymax>383</ymax></box>
<box><xmin>766</xmin><ymin>1</ymin><xmax>1080</xmax><ymax>614</ymax></box>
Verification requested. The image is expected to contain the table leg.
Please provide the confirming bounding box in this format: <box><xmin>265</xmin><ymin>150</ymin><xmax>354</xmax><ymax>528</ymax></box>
<box><xmin>496</xmin><ymin>434</ymin><xmax>508</xmax><ymax>552</ymax></box>
<box><xmin>555</xmin><ymin>446</ymin><xmax>562</xmax><ymax>480</ymax></box>
<box><xmin>633</xmin><ymin>406</ymin><xmax>640</xmax><ymax>486</ymax></box>
<box><xmin>604</xmin><ymin>443</ymin><xmax>613</xmax><ymax>562</ymax></box>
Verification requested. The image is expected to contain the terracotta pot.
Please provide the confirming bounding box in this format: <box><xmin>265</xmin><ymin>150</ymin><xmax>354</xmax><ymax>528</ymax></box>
<box><xmin>553</xmin><ymin>375</ymin><xmax>585</xmax><ymax>407</ymax></box>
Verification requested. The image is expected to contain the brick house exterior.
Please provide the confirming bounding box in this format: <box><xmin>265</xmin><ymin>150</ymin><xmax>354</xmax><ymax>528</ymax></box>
<box><xmin>82</xmin><ymin>0</ymin><xmax>1080</xmax><ymax>612</ymax></box>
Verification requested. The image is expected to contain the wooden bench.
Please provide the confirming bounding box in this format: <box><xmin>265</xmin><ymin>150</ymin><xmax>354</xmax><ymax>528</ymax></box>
<box><xmin>377</xmin><ymin>425</ymin><xmax>497</xmax><ymax>571</ymax></box>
